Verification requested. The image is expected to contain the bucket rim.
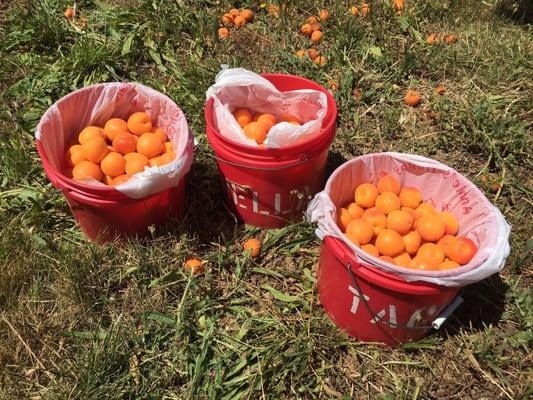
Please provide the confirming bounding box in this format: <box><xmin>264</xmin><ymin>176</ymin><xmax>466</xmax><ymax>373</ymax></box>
<box><xmin>204</xmin><ymin>72</ymin><xmax>337</xmax><ymax>156</ymax></box>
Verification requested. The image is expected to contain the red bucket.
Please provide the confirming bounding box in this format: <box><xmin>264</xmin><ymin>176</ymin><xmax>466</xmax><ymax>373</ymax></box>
<box><xmin>205</xmin><ymin>73</ymin><xmax>337</xmax><ymax>228</ymax></box>
<box><xmin>36</xmin><ymin>83</ymin><xmax>192</xmax><ymax>242</ymax></box>
<box><xmin>319</xmin><ymin>236</ymin><xmax>460</xmax><ymax>346</ymax></box>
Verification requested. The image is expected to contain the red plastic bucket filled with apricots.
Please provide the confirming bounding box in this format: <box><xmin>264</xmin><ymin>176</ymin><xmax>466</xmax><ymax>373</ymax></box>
<box><xmin>307</xmin><ymin>152</ymin><xmax>511</xmax><ymax>345</ymax></box>
<box><xmin>205</xmin><ymin>72</ymin><xmax>337</xmax><ymax>228</ymax></box>
<box><xmin>36</xmin><ymin>83</ymin><xmax>194</xmax><ymax>242</ymax></box>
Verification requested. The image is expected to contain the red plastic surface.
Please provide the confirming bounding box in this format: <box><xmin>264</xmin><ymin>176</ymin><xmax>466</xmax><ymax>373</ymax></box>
<box><xmin>205</xmin><ymin>73</ymin><xmax>337</xmax><ymax>228</ymax></box>
<box><xmin>318</xmin><ymin>236</ymin><xmax>459</xmax><ymax>346</ymax></box>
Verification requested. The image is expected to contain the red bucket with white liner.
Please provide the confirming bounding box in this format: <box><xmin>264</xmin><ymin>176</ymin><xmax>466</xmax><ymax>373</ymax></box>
<box><xmin>36</xmin><ymin>82</ymin><xmax>194</xmax><ymax>242</ymax></box>
<box><xmin>205</xmin><ymin>71</ymin><xmax>337</xmax><ymax>228</ymax></box>
<box><xmin>308</xmin><ymin>152</ymin><xmax>511</xmax><ymax>345</ymax></box>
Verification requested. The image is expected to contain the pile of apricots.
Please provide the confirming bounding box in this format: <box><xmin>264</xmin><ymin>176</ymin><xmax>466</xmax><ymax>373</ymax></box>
<box><xmin>233</xmin><ymin>108</ymin><xmax>302</xmax><ymax>145</ymax></box>
<box><xmin>337</xmin><ymin>175</ymin><xmax>478</xmax><ymax>270</ymax></box>
<box><xmin>65</xmin><ymin>112</ymin><xmax>175</xmax><ymax>186</ymax></box>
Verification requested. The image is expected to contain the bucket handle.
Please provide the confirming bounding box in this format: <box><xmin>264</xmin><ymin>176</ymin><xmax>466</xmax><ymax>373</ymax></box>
<box><xmin>203</xmin><ymin>149</ymin><xmax>310</xmax><ymax>171</ymax></box>
<box><xmin>346</xmin><ymin>263</ymin><xmax>464</xmax><ymax>338</ymax></box>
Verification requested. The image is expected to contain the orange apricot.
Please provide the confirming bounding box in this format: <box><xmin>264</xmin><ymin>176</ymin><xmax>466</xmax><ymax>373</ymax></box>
<box><xmin>355</xmin><ymin>183</ymin><xmax>379</xmax><ymax>208</ymax></box>
<box><xmin>72</xmin><ymin>161</ymin><xmax>102</xmax><ymax>181</ymax></box>
<box><xmin>112</xmin><ymin>132</ymin><xmax>137</xmax><ymax>155</ymax></box>
<box><xmin>183</xmin><ymin>258</ymin><xmax>205</xmax><ymax>275</ymax></box>
<box><xmin>243</xmin><ymin>238</ymin><xmax>261</xmax><ymax>257</ymax></box>
<box><xmin>313</xmin><ymin>55</ymin><xmax>327</xmax><ymax>65</ymax></box>
<box><xmin>65</xmin><ymin>144</ymin><xmax>86</xmax><ymax>167</ymax></box>
<box><xmin>256</xmin><ymin>113</ymin><xmax>277</xmax><ymax>130</ymax></box>
<box><xmin>417</xmin><ymin>243</ymin><xmax>445</xmax><ymax>266</ymax></box>
<box><xmin>438</xmin><ymin>260</ymin><xmax>460</xmax><ymax>270</ymax></box>
<box><xmin>307</xmin><ymin>48</ymin><xmax>318</xmax><ymax>60</ymax></box>
<box><xmin>402</xmin><ymin>231</ymin><xmax>422</xmax><ymax>255</ymax></box>
<box><xmin>350</xmin><ymin>6</ymin><xmax>360</xmax><ymax>15</ymax></box>
<box><xmin>437</xmin><ymin>211</ymin><xmax>459</xmax><ymax>235</ymax></box>
<box><xmin>104</xmin><ymin>118</ymin><xmax>129</xmax><ymax>142</ymax></box>
<box><xmin>393</xmin><ymin>252</ymin><xmax>412</xmax><ymax>267</ymax></box>
<box><xmin>345</xmin><ymin>232</ymin><xmax>360</xmax><ymax>247</ymax></box>
<box><xmin>346</xmin><ymin>219</ymin><xmax>374</xmax><ymax>245</ymax></box>
<box><xmin>337</xmin><ymin>207</ymin><xmax>352</xmax><ymax>232</ymax></box>
<box><xmin>347</xmin><ymin>202</ymin><xmax>364</xmax><ymax>219</ymax></box>
<box><xmin>218</xmin><ymin>27</ymin><xmax>230</xmax><ymax>39</ymax></box>
<box><xmin>437</xmin><ymin>235</ymin><xmax>458</xmax><ymax>258</ymax></box>
<box><xmin>100</xmin><ymin>152</ymin><xmax>125</xmax><ymax>178</ymax></box>
<box><xmin>377</xmin><ymin>175</ymin><xmax>401</xmax><ymax>195</ymax></box>
<box><xmin>417</xmin><ymin>214</ymin><xmax>446</xmax><ymax>242</ymax></box>
<box><xmin>241</xmin><ymin>9</ymin><xmax>254</xmax><ymax>22</ymax></box>
<box><xmin>375</xmin><ymin>229</ymin><xmax>405</xmax><ymax>257</ymax></box>
<box><xmin>447</xmin><ymin>237</ymin><xmax>477</xmax><ymax>265</ymax></box>
<box><xmin>234</xmin><ymin>15</ymin><xmax>246</xmax><ymax>27</ymax></box>
<box><xmin>127</xmin><ymin>112</ymin><xmax>152</xmax><ymax>135</ymax></box>
<box><xmin>362</xmin><ymin>208</ymin><xmax>387</xmax><ymax>228</ymax></box>
<box><xmin>361</xmin><ymin>243</ymin><xmax>379</xmax><ymax>257</ymax></box>
<box><xmin>137</xmin><ymin>132</ymin><xmax>163</xmax><ymax>158</ymax></box>
<box><xmin>125</xmin><ymin>152</ymin><xmax>149</xmax><ymax>175</ymax></box>
<box><xmin>163</xmin><ymin>141</ymin><xmax>174</xmax><ymax>153</ymax></box>
<box><xmin>295</xmin><ymin>50</ymin><xmax>306</xmax><ymax>58</ymax></box>
<box><xmin>375</xmin><ymin>192</ymin><xmax>401</xmax><ymax>215</ymax></box>
<box><xmin>387</xmin><ymin>209</ymin><xmax>414</xmax><ymax>235</ymax></box>
<box><xmin>319</xmin><ymin>9</ymin><xmax>329</xmax><ymax>20</ymax></box>
<box><xmin>279</xmin><ymin>114</ymin><xmax>302</xmax><ymax>124</ymax></box>
<box><xmin>360</xmin><ymin>2</ymin><xmax>370</xmax><ymax>16</ymax></box>
<box><xmin>311</xmin><ymin>30</ymin><xmax>323</xmax><ymax>42</ymax></box>
<box><xmin>399</xmin><ymin>187</ymin><xmax>422</xmax><ymax>208</ymax></box>
<box><xmin>82</xmin><ymin>136</ymin><xmax>108</xmax><ymax>163</ymax></box>
<box><xmin>379</xmin><ymin>255</ymin><xmax>396</xmax><ymax>264</ymax></box>
<box><xmin>307</xmin><ymin>16</ymin><xmax>318</xmax><ymax>24</ymax></box>
<box><xmin>404</xmin><ymin>90</ymin><xmax>421</xmax><ymax>106</ymax></box>
<box><xmin>78</xmin><ymin>126</ymin><xmax>106</xmax><ymax>145</ymax></box>
<box><xmin>409</xmin><ymin>256</ymin><xmax>439</xmax><ymax>270</ymax></box>
<box><xmin>110</xmin><ymin>174</ymin><xmax>130</xmax><ymax>186</ymax></box>
<box><xmin>243</xmin><ymin>122</ymin><xmax>268</xmax><ymax>144</ymax></box>
<box><xmin>234</xmin><ymin>108</ymin><xmax>252</xmax><ymax>128</ymax></box>
<box><xmin>221</xmin><ymin>13</ymin><xmax>234</xmax><ymax>25</ymax></box>
<box><xmin>229</xmin><ymin>8</ymin><xmax>240</xmax><ymax>17</ymax></box>
<box><xmin>151</xmin><ymin>127</ymin><xmax>167</xmax><ymax>143</ymax></box>
<box><xmin>301</xmin><ymin>23</ymin><xmax>313</xmax><ymax>36</ymax></box>
<box><xmin>415</xmin><ymin>202</ymin><xmax>436</xmax><ymax>219</ymax></box>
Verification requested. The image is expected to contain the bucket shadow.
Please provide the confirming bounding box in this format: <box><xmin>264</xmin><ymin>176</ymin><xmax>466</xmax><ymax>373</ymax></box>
<box><xmin>176</xmin><ymin>160</ymin><xmax>241</xmax><ymax>243</ymax></box>
<box><xmin>325</xmin><ymin>151</ymin><xmax>348</xmax><ymax>180</ymax></box>
<box><xmin>438</xmin><ymin>274</ymin><xmax>508</xmax><ymax>337</ymax></box>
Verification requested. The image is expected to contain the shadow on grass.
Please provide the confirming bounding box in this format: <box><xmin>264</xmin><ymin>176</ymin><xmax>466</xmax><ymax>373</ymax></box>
<box><xmin>325</xmin><ymin>150</ymin><xmax>349</xmax><ymax>179</ymax></box>
<box><xmin>496</xmin><ymin>0</ymin><xmax>533</xmax><ymax>24</ymax></box>
<box><xmin>439</xmin><ymin>274</ymin><xmax>508</xmax><ymax>337</ymax></box>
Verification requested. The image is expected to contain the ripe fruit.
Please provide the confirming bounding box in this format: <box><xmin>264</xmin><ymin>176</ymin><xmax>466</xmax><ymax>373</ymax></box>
<box><xmin>307</xmin><ymin>48</ymin><xmax>318</xmax><ymax>60</ymax></box>
<box><xmin>301</xmin><ymin>23</ymin><xmax>313</xmax><ymax>36</ymax></box>
<box><xmin>435</xmin><ymin>84</ymin><xmax>446</xmax><ymax>95</ymax></box>
<box><xmin>399</xmin><ymin>187</ymin><xmax>422</xmax><ymax>208</ymax></box>
<box><xmin>337</xmin><ymin>207</ymin><xmax>352</xmax><ymax>231</ymax></box>
<box><xmin>234</xmin><ymin>15</ymin><xmax>246</xmax><ymax>27</ymax></box>
<box><xmin>64</xmin><ymin>6</ymin><xmax>74</xmax><ymax>18</ymax></box>
<box><xmin>375</xmin><ymin>192</ymin><xmax>401</xmax><ymax>215</ymax></box>
<box><xmin>417</xmin><ymin>214</ymin><xmax>446</xmax><ymax>242</ymax></box>
<box><xmin>241</xmin><ymin>9</ymin><xmax>254</xmax><ymax>22</ymax></box>
<box><xmin>163</xmin><ymin>141</ymin><xmax>174</xmax><ymax>153</ymax></box>
<box><xmin>137</xmin><ymin>132</ymin><xmax>163</xmax><ymax>158</ymax></box>
<box><xmin>72</xmin><ymin>161</ymin><xmax>103</xmax><ymax>181</ymax></box>
<box><xmin>355</xmin><ymin>183</ymin><xmax>379</xmax><ymax>208</ymax></box>
<box><xmin>125</xmin><ymin>152</ymin><xmax>149</xmax><ymax>175</ymax></box>
<box><xmin>362</xmin><ymin>208</ymin><xmax>387</xmax><ymax>229</ymax></box>
<box><xmin>350</xmin><ymin>6</ymin><xmax>360</xmax><ymax>15</ymax></box>
<box><xmin>279</xmin><ymin>114</ymin><xmax>301</xmax><ymax>124</ymax></box>
<box><xmin>78</xmin><ymin>126</ymin><xmax>105</xmax><ymax>145</ymax></box>
<box><xmin>310</xmin><ymin>22</ymin><xmax>321</xmax><ymax>32</ymax></box>
<box><xmin>443</xmin><ymin>34</ymin><xmax>457</xmax><ymax>43</ymax></box>
<box><xmin>296</xmin><ymin>50</ymin><xmax>306</xmax><ymax>58</ymax></box>
<box><xmin>377</xmin><ymin>175</ymin><xmax>401</xmax><ymax>195</ymax></box>
<box><xmin>184</xmin><ymin>258</ymin><xmax>205</xmax><ymax>275</ymax></box>
<box><xmin>112</xmin><ymin>132</ymin><xmax>136</xmax><ymax>155</ymax></box>
<box><xmin>361</xmin><ymin>3</ymin><xmax>370</xmax><ymax>16</ymax></box>
<box><xmin>347</xmin><ymin>203</ymin><xmax>364</xmax><ymax>219</ymax></box>
<box><xmin>346</xmin><ymin>219</ymin><xmax>374</xmax><ymax>245</ymax></box>
<box><xmin>307</xmin><ymin>16</ymin><xmax>318</xmax><ymax>24</ymax></box>
<box><xmin>82</xmin><ymin>136</ymin><xmax>109</xmax><ymax>163</ymax></box>
<box><xmin>426</xmin><ymin>34</ymin><xmax>437</xmax><ymax>44</ymax></box>
<box><xmin>218</xmin><ymin>27</ymin><xmax>230</xmax><ymax>39</ymax></box>
<box><xmin>152</xmin><ymin>127</ymin><xmax>167</xmax><ymax>143</ymax></box>
<box><xmin>313</xmin><ymin>55</ymin><xmax>327</xmax><ymax>65</ymax></box>
<box><xmin>379</xmin><ymin>256</ymin><xmax>395</xmax><ymax>264</ymax></box>
<box><xmin>404</xmin><ymin>90</ymin><xmax>421</xmax><ymax>106</ymax></box>
<box><xmin>311</xmin><ymin>31</ymin><xmax>323</xmax><ymax>42</ymax></box>
<box><xmin>243</xmin><ymin>238</ymin><xmax>261</xmax><ymax>257</ymax></box>
<box><xmin>438</xmin><ymin>260</ymin><xmax>460</xmax><ymax>270</ymax></box>
<box><xmin>149</xmin><ymin>152</ymin><xmax>175</xmax><ymax>167</ymax></box>
<box><xmin>319</xmin><ymin>9</ymin><xmax>329</xmax><ymax>20</ymax></box>
<box><xmin>437</xmin><ymin>211</ymin><xmax>459</xmax><ymax>235</ymax></box>
<box><xmin>100</xmin><ymin>152</ymin><xmax>126</xmax><ymax>178</ymax></box>
<box><xmin>234</xmin><ymin>108</ymin><xmax>252</xmax><ymax>128</ymax></box>
<box><xmin>393</xmin><ymin>252</ymin><xmax>412</xmax><ymax>267</ymax></box>
<box><xmin>256</xmin><ymin>114</ymin><xmax>277</xmax><ymax>130</ymax></box>
<box><xmin>243</xmin><ymin>122</ymin><xmax>268</xmax><ymax>144</ymax></box>
<box><xmin>222</xmin><ymin>13</ymin><xmax>234</xmax><ymax>25</ymax></box>
<box><xmin>110</xmin><ymin>174</ymin><xmax>130</xmax><ymax>186</ymax></box>
<box><xmin>345</xmin><ymin>232</ymin><xmax>360</xmax><ymax>246</ymax></box>
<box><xmin>417</xmin><ymin>243</ymin><xmax>445</xmax><ymax>266</ymax></box>
<box><xmin>66</xmin><ymin>144</ymin><xmax>86</xmax><ymax>167</ymax></box>
<box><xmin>402</xmin><ymin>231</ymin><xmax>421</xmax><ymax>255</ymax></box>
<box><xmin>387</xmin><ymin>210</ymin><xmax>414</xmax><ymax>235</ymax></box>
<box><xmin>229</xmin><ymin>8</ymin><xmax>240</xmax><ymax>17</ymax></box>
<box><xmin>361</xmin><ymin>244</ymin><xmax>379</xmax><ymax>257</ymax></box>
<box><xmin>375</xmin><ymin>229</ymin><xmax>404</xmax><ymax>257</ymax></box>
<box><xmin>393</xmin><ymin>0</ymin><xmax>404</xmax><ymax>14</ymax></box>
<box><xmin>104</xmin><ymin>118</ymin><xmax>128</xmax><ymax>141</ymax></box>
<box><xmin>128</xmin><ymin>112</ymin><xmax>152</xmax><ymax>135</ymax></box>
<box><xmin>437</xmin><ymin>235</ymin><xmax>458</xmax><ymax>258</ymax></box>
<box><xmin>409</xmin><ymin>256</ymin><xmax>438</xmax><ymax>270</ymax></box>
<box><xmin>447</xmin><ymin>237</ymin><xmax>477</xmax><ymax>265</ymax></box>
<box><xmin>415</xmin><ymin>202</ymin><xmax>436</xmax><ymax>218</ymax></box>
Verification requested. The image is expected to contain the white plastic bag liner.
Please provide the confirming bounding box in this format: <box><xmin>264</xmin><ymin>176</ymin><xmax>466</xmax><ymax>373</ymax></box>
<box><xmin>205</xmin><ymin>67</ymin><xmax>327</xmax><ymax>148</ymax></box>
<box><xmin>35</xmin><ymin>82</ymin><xmax>194</xmax><ymax>199</ymax></box>
<box><xmin>307</xmin><ymin>152</ymin><xmax>511</xmax><ymax>287</ymax></box>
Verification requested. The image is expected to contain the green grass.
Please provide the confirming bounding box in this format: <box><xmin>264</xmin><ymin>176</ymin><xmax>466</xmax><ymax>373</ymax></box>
<box><xmin>1</xmin><ymin>0</ymin><xmax>532</xmax><ymax>399</ymax></box>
